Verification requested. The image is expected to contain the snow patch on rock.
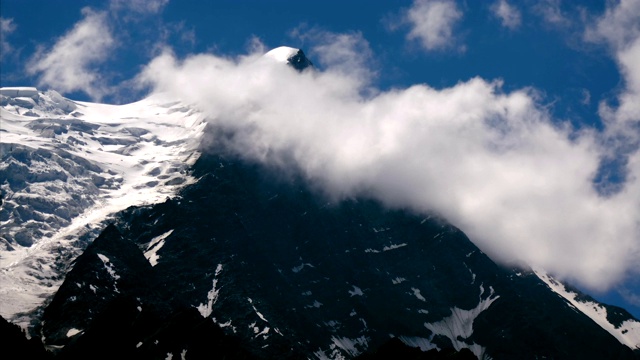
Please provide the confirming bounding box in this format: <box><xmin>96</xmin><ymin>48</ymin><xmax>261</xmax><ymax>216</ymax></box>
<box><xmin>423</xmin><ymin>285</ymin><xmax>498</xmax><ymax>359</ymax></box>
<box><xmin>196</xmin><ymin>264</ymin><xmax>223</xmax><ymax>318</ymax></box>
<box><xmin>144</xmin><ymin>230</ymin><xmax>174</xmax><ymax>267</ymax></box>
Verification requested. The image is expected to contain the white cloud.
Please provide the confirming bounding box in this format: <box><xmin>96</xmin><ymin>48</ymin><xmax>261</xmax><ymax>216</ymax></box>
<box><xmin>491</xmin><ymin>0</ymin><xmax>521</xmax><ymax>30</ymax></box>
<box><xmin>110</xmin><ymin>0</ymin><xmax>169</xmax><ymax>14</ymax></box>
<box><xmin>295</xmin><ymin>29</ymin><xmax>375</xmax><ymax>85</ymax></box>
<box><xmin>534</xmin><ymin>0</ymin><xmax>570</xmax><ymax>27</ymax></box>
<box><xmin>26</xmin><ymin>8</ymin><xmax>115</xmax><ymax>101</ymax></box>
<box><xmin>586</xmin><ymin>0</ymin><xmax>640</xmax><ymax>126</ymax></box>
<box><xmin>1</xmin><ymin>17</ymin><xmax>17</xmax><ymax>59</ymax></box>
<box><xmin>584</xmin><ymin>0</ymin><xmax>640</xmax><ymax>203</ymax></box>
<box><xmin>585</xmin><ymin>0</ymin><xmax>640</xmax><ymax>49</ymax></box>
<box><xmin>137</xmin><ymin>37</ymin><xmax>640</xmax><ymax>293</ymax></box>
<box><xmin>403</xmin><ymin>0</ymin><xmax>463</xmax><ymax>51</ymax></box>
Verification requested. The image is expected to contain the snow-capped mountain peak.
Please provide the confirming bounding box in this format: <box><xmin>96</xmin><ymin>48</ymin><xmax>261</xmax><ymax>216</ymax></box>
<box><xmin>264</xmin><ymin>46</ymin><xmax>313</xmax><ymax>71</ymax></box>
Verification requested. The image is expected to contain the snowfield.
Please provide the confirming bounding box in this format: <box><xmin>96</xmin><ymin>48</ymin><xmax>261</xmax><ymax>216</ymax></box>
<box><xmin>0</xmin><ymin>87</ymin><xmax>206</xmax><ymax>323</ymax></box>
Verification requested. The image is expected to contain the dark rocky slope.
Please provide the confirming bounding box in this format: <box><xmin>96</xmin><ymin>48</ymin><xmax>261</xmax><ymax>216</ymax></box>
<box><xmin>36</xmin><ymin>151</ymin><xmax>638</xmax><ymax>359</ymax></box>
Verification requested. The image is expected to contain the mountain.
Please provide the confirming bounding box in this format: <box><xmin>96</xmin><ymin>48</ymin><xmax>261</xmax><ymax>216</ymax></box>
<box><xmin>1</xmin><ymin>48</ymin><xmax>640</xmax><ymax>359</ymax></box>
<box><xmin>264</xmin><ymin>46</ymin><xmax>314</xmax><ymax>71</ymax></box>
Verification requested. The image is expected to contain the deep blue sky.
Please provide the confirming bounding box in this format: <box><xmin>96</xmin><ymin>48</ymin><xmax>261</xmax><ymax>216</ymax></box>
<box><xmin>2</xmin><ymin>0</ymin><xmax>639</xmax><ymax>319</ymax></box>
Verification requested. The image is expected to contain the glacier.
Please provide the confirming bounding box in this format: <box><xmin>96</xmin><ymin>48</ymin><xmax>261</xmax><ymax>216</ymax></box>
<box><xmin>0</xmin><ymin>87</ymin><xmax>206</xmax><ymax>324</ymax></box>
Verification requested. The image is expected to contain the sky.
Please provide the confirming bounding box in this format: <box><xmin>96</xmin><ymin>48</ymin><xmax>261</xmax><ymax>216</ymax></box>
<box><xmin>1</xmin><ymin>0</ymin><xmax>640</xmax><ymax>318</ymax></box>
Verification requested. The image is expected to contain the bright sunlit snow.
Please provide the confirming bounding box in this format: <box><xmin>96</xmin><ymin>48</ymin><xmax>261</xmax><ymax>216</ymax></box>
<box><xmin>264</xmin><ymin>46</ymin><xmax>301</xmax><ymax>64</ymax></box>
<box><xmin>0</xmin><ymin>88</ymin><xmax>206</xmax><ymax>321</ymax></box>
<box><xmin>65</xmin><ymin>328</ymin><xmax>82</xmax><ymax>337</ymax></box>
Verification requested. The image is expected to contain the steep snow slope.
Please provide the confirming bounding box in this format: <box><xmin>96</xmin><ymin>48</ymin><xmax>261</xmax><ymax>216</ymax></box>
<box><xmin>535</xmin><ymin>269</ymin><xmax>640</xmax><ymax>350</ymax></box>
<box><xmin>0</xmin><ymin>88</ymin><xmax>206</xmax><ymax>324</ymax></box>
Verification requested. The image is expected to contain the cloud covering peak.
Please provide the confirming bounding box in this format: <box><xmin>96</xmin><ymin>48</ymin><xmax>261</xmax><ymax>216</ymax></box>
<box><xmin>137</xmin><ymin>34</ymin><xmax>640</xmax><ymax>292</ymax></box>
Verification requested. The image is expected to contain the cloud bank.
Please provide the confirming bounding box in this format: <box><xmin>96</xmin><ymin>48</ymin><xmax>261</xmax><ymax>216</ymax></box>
<box><xmin>137</xmin><ymin>23</ymin><xmax>640</xmax><ymax>292</ymax></box>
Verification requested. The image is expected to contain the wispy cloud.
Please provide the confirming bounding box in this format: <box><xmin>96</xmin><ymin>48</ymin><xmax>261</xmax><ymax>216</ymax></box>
<box><xmin>22</xmin><ymin>0</ymin><xmax>177</xmax><ymax>101</ymax></box>
<box><xmin>584</xmin><ymin>0</ymin><xmax>640</xmax><ymax>195</ymax></box>
<box><xmin>398</xmin><ymin>0</ymin><xmax>463</xmax><ymax>52</ymax></box>
<box><xmin>292</xmin><ymin>28</ymin><xmax>375</xmax><ymax>85</ymax></box>
<box><xmin>586</xmin><ymin>0</ymin><xmax>640</xmax><ymax>126</ymax></box>
<box><xmin>137</xmin><ymin>36</ymin><xmax>640</xmax><ymax>292</ymax></box>
<box><xmin>491</xmin><ymin>0</ymin><xmax>521</xmax><ymax>30</ymax></box>
<box><xmin>620</xmin><ymin>287</ymin><xmax>640</xmax><ymax>307</ymax></box>
<box><xmin>110</xmin><ymin>0</ymin><xmax>169</xmax><ymax>15</ymax></box>
<box><xmin>534</xmin><ymin>0</ymin><xmax>571</xmax><ymax>28</ymax></box>
<box><xmin>26</xmin><ymin>8</ymin><xmax>115</xmax><ymax>101</ymax></box>
<box><xmin>0</xmin><ymin>17</ymin><xmax>17</xmax><ymax>60</ymax></box>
